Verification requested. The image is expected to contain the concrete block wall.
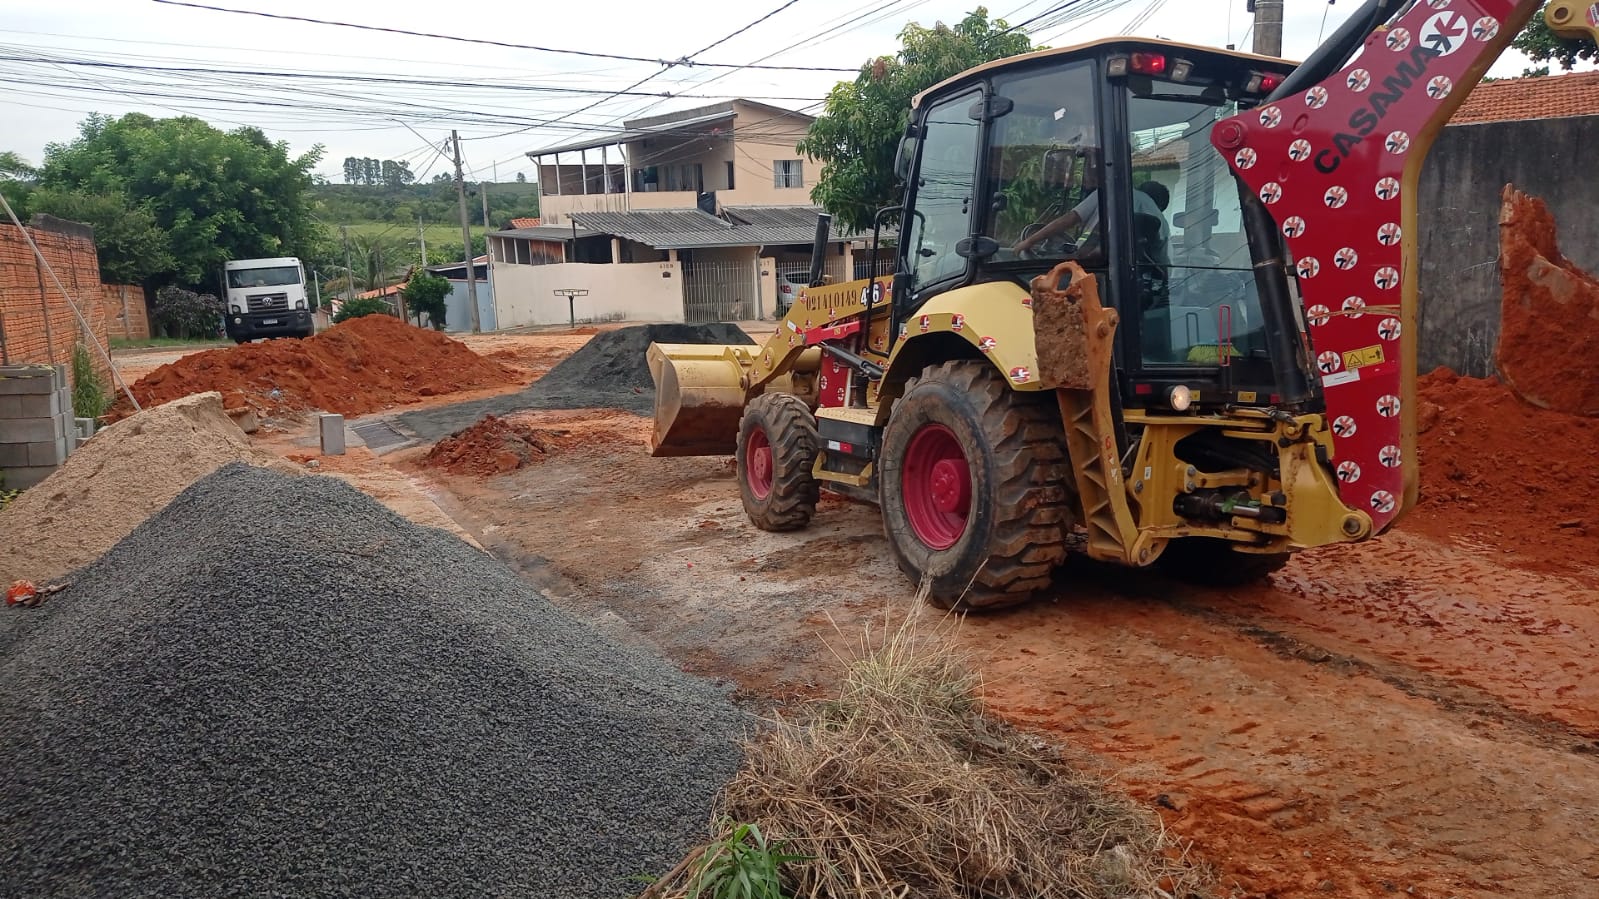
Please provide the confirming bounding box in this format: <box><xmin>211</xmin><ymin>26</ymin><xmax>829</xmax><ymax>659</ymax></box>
<box><xmin>0</xmin><ymin>364</ymin><xmax>74</xmax><ymax>491</ymax></box>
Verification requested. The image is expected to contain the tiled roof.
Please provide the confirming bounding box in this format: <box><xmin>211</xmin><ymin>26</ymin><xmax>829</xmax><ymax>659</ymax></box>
<box><xmin>1451</xmin><ymin>71</ymin><xmax>1599</xmax><ymax>125</ymax></box>
<box><xmin>570</xmin><ymin>207</ymin><xmax>853</xmax><ymax>249</ymax></box>
<box><xmin>569</xmin><ymin>209</ymin><xmax>741</xmax><ymax>249</ymax></box>
<box><xmin>490</xmin><ymin>225</ymin><xmax>599</xmax><ymax>241</ymax></box>
<box><xmin>508</xmin><ymin>217</ymin><xmax>541</xmax><ymax>229</ymax></box>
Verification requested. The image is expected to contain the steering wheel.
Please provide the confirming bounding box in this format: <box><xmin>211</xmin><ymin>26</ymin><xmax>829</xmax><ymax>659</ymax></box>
<box><xmin>1016</xmin><ymin>223</ymin><xmax>1075</xmax><ymax>260</ymax></box>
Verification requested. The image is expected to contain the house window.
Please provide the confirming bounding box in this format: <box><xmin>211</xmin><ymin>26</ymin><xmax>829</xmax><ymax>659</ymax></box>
<box><xmin>774</xmin><ymin>159</ymin><xmax>803</xmax><ymax>188</ymax></box>
<box><xmin>726</xmin><ymin>160</ymin><xmax>736</xmax><ymax>191</ymax></box>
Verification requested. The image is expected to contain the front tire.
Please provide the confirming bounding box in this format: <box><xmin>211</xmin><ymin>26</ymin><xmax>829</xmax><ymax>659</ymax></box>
<box><xmin>879</xmin><ymin>361</ymin><xmax>1072</xmax><ymax>610</ymax></box>
<box><xmin>736</xmin><ymin>393</ymin><xmax>820</xmax><ymax>532</ymax></box>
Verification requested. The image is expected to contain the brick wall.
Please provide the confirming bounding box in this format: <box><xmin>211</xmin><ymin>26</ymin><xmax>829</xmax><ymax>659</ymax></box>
<box><xmin>0</xmin><ymin>216</ymin><xmax>112</xmax><ymax>383</ymax></box>
<box><xmin>100</xmin><ymin>283</ymin><xmax>151</xmax><ymax>341</ymax></box>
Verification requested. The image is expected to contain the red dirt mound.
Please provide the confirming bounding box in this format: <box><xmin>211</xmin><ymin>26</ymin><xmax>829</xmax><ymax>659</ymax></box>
<box><xmin>1406</xmin><ymin>367</ymin><xmax>1599</xmax><ymax>573</ymax></box>
<box><xmin>108</xmin><ymin>315</ymin><xmax>517</xmax><ymax>422</ymax></box>
<box><xmin>422</xmin><ymin>415</ymin><xmax>581</xmax><ymax>477</ymax></box>
<box><xmin>1496</xmin><ymin>185</ymin><xmax>1599</xmax><ymax>416</ymax></box>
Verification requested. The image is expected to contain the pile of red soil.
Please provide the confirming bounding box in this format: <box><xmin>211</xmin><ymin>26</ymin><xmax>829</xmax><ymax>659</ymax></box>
<box><xmin>1406</xmin><ymin>368</ymin><xmax>1599</xmax><ymax>573</ymax></box>
<box><xmin>107</xmin><ymin>316</ymin><xmax>517</xmax><ymax>422</ymax></box>
<box><xmin>422</xmin><ymin>415</ymin><xmax>580</xmax><ymax>477</ymax></box>
<box><xmin>1496</xmin><ymin>185</ymin><xmax>1599</xmax><ymax>416</ymax></box>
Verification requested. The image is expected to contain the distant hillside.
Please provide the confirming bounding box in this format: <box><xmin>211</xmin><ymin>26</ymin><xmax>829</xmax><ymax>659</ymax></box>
<box><xmin>310</xmin><ymin>181</ymin><xmax>540</xmax><ymax>232</ymax></box>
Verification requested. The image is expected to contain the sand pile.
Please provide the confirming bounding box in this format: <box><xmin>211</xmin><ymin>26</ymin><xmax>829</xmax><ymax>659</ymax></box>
<box><xmin>1407</xmin><ymin>368</ymin><xmax>1599</xmax><ymax>573</ymax></box>
<box><xmin>0</xmin><ymin>392</ymin><xmax>296</xmax><ymax>585</ymax></box>
<box><xmin>108</xmin><ymin>315</ymin><xmax>517</xmax><ymax>422</ymax></box>
<box><xmin>1496</xmin><ymin>185</ymin><xmax>1599</xmax><ymax>416</ymax></box>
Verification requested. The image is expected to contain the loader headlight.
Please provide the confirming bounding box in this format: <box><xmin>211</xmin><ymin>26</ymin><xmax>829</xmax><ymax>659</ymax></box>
<box><xmin>1168</xmin><ymin>385</ymin><xmax>1193</xmax><ymax>412</ymax></box>
<box><xmin>230</xmin><ymin>304</ymin><xmax>241</xmax><ymax>314</ymax></box>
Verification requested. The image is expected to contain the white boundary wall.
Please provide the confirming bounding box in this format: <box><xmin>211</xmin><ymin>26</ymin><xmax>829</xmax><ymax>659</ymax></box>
<box><xmin>489</xmin><ymin>261</ymin><xmax>684</xmax><ymax>328</ymax></box>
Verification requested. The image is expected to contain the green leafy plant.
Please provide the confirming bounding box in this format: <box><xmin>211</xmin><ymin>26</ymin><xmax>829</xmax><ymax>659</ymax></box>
<box><xmin>70</xmin><ymin>342</ymin><xmax>109</xmax><ymax>420</ymax></box>
<box><xmin>0</xmin><ymin>471</ymin><xmax>18</xmax><ymax>511</ymax></box>
<box><xmin>152</xmin><ymin>285</ymin><xmax>224</xmax><ymax>339</ymax></box>
<box><xmin>399</xmin><ymin>271</ymin><xmax>451</xmax><ymax>331</ymax></box>
<box><xmin>684</xmin><ymin>821</ymin><xmax>805</xmax><ymax>899</ymax></box>
<box><xmin>332</xmin><ymin>295</ymin><xmax>394</xmax><ymax>323</ymax></box>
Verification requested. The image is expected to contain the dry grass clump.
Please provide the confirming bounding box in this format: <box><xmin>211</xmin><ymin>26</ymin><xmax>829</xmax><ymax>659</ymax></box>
<box><xmin>645</xmin><ymin>605</ymin><xmax>1212</xmax><ymax>899</ymax></box>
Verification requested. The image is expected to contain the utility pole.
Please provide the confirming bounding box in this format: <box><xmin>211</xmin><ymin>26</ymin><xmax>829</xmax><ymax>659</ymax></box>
<box><xmin>341</xmin><ymin>224</ymin><xmax>356</xmax><ymax>303</ymax></box>
<box><xmin>1251</xmin><ymin>0</ymin><xmax>1284</xmax><ymax>58</ymax></box>
<box><xmin>452</xmin><ymin>130</ymin><xmax>482</xmax><ymax>334</ymax></box>
<box><xmin>418</xmin><ymin>216</ymin><xmax>427</xmax><ymax>264</ymax></box>
<box><xmin>480</xmin><ymin>180</ymin><xmax>491</xmax><ymax>235</ymax></box>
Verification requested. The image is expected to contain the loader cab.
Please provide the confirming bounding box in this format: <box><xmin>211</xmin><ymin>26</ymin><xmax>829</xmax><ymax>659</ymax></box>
<box><xmin>893</xmin><ymin>40</ymin><xmax>1310</xmax><ymax>411</ymax></box>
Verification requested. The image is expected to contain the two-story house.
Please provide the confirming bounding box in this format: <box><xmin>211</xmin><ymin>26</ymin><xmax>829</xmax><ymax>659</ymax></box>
<box><xmin>487</xmin><ymin>100</ymin><xmax>865</xmax><ymax>324</ymax></box>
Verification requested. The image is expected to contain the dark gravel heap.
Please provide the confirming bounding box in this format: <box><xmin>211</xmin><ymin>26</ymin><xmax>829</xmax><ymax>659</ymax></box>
<box><xmin>1</xmin><ymin>463</ymin><xmax>744</xmax><ymax>899</ymax></box>
<box><xmin>399</xmin><ymin>323</ymin><xmax>755</xmax><ymax>439</ymax></box>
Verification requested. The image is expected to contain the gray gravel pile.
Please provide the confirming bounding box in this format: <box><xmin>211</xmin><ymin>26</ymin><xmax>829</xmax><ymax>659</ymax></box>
<box><xmin>400</xmin><ymin>323</ymin><xmax>755</xmax><ymax>439</ymax></box>
<box><xmin>1</xmin><ymin>463</ymin><xmax>744</xmax><ymax>899</ymax></box>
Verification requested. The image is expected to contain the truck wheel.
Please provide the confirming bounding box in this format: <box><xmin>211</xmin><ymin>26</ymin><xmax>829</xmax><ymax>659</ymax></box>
<box><xmin>1155</xmin><ymin>537</ymin><xmax>1291</xmax><ymax>586</ymax></box>
<box><xmin>737</xmin><ymin>393</ymin><xmax>820</xmax><ymax>532</ymax></box>
<box><xmin>879</xmin><ymin>361</ymin><xmax>1071</xmax><ymax>611</ymax></box>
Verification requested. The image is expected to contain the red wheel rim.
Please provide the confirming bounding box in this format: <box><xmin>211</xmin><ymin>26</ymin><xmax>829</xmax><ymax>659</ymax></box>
<box><xmin>746</xmin><ymin>427</ymin><xmax>774</xmax><ymax>500</ymax></box>
<box><xmin>902</xmin><ymin>423</ymin><xmax>970</xmax><ymax>551</ymax></box>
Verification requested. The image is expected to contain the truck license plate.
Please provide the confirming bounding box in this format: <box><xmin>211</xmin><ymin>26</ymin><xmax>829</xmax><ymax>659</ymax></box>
<box><xmin>262</xmin><ymin>318</ymin><xmax>279</xmax><ymax>325</ymax></box>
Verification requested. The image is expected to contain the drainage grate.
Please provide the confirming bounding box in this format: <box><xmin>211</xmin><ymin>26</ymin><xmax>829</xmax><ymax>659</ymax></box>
<box><xmin>351</xmin><ymin>419</ymin><xmax>411</xmax><ymax>451</ymax></box>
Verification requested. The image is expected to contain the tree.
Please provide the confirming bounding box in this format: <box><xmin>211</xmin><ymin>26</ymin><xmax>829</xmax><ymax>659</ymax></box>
<box><xmin>343</xmin><ymin>156</ymin><xmax>362</xmax><ymax>184</ymax></box>
<box><xmin>26</xmin><ymin>188</ymin><xmax>175</xmax><ymax>284</ymax></box>
<box><xmin>796</xmin><ymin>8</ymin><xmax>1035</xmax><ymax>233</ymax></box>
<box><xmin>1513</xmin><ymin>3</ymin><xmax>1597</xmax><ymax>70</ymax></box>
<box><xmin>515</xmin><ymin>172</ymin><xmax>527</xmax><ymax>183</ymax></box>
<box><xmin>400</xmin><ymin>271</ymin><xmax>451</xmax><ymax>330</ymax></box>
<box><xmin>39</xmin><ymin>114</ymin><xmax>323</xmax><ymax>288</ymax></box>
<box><xmin>0</xmin><ymin>150</ymin><xmax>34</xmax><ymax>180</ymax></box>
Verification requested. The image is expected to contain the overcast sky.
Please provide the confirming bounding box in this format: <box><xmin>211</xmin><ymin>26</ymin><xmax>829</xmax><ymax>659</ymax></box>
<box><xmin>0</xmin><ymin>0</ymin><xmax>1554</xmax><ymax>184</ymax></box>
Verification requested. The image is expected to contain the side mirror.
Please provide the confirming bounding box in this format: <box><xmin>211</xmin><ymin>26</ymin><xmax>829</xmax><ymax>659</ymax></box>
<box><xmin>893</xmin><ymin>135</ymin><xmax>919</xmax><ymax>183</ymax></box>
<box><xmin>1043</xmin><ymin>147</ymin><xmax>1078</xmax><ymax>191</ymax></box>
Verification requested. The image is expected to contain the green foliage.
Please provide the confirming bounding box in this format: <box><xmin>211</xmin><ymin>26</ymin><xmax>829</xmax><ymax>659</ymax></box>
<box><xmin>38</xmin><ymin>113</ymin><xmax>323</xmax><ymax>287</ymax></box>
<box><xmin>0</xmin><ymin>150</ymin><xmax>34</xmax><ymax>180</ymax></box>
<box><xmin>26</xmin><ymin>188</ymin><xmax>175</xmax><ymax>284</ymax></box>
<box><xmin>797</xmin><ymin>8</ymin><xmax>1035</xmax><ymax>233</ymax></box>
<box><xmin>685</xmin><ymin>821</ymin><xmax>806</xmax><ymax>899</ymax></box>
<box><xmin>429</xmin><ymin>233</ymin><xmax>488</xmax><ymax>266</ymax></box>
<box><xmin>310</xmin><ymin>181</ymin><xmax>538</xmax><ymax>233</ymax></box>
<box><xmin>1514</xmin><ymin>3</ymin><xmax>1597</xmax><ymax>70</ymax></box>
<box><xmin>152</xmin><ymin>285</ymin><xmax>223</xmax><ymax>339</ymax></box>
<box><xmin>400</xmin><ymin>272</ymin><xmax>451</xmax><ymax>330</ymax></box>
<box><xmin>333</xmin><ymin>295</ymin><xmax>393</xmax><ymax>323</ymax></box>
<box><xmin>70</xmin><ymin>343</ymin><xmax>110</xmax><ymax>420</ymax></box>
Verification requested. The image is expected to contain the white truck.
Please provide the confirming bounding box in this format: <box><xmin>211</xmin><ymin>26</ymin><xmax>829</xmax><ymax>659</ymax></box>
<box><xmin>223</xmin><ymin>257</ymin><xmax>314</xmax><ymax>343</ymax></box>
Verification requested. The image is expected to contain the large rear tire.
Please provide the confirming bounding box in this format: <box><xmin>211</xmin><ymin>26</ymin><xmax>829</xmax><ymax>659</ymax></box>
<box><xmin>1156</xmin><ymin>537</ymin><xmax>1291</xmax><ymax>586</ymax></box>
<box><xmin>737</xmin><ymin>393</ymin><xmax>820</xmax><ymax>532</ymax></box>
<box><xmin>879</xmin><ymin>361</ymin><xmax>1072</xmax><ymax>610</ymax></box>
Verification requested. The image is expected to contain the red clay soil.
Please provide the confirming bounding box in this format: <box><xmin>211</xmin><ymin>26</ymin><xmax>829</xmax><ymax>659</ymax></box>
<box><xmin>1495</xmin><ymin>185</ymin><xmax>1599</xmax><ymax>416</ymax></box>
<box><xmin>107</xmin><ymin>315</ymin><xmax>517</xmax><ymax>422</ymax></box>
<box><xmin>422</xmin><ymin>415</ymin><xmax>585</xmax><ymax>477</ymax></box>
<box><xmin>1404</xmin><ymin>367</ymin><xmax>1599</xmax><ymax>572</ymax></box>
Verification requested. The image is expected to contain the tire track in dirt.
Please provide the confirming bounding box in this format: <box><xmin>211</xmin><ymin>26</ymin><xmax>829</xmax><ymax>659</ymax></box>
<box><xmin>967</xmin><ymin>590</ymin><xmax>1599</xmax><ymax>897</ymax></box>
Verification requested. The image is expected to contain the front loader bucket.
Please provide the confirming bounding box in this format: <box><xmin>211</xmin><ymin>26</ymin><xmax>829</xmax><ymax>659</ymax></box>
<box><xmin>646</xmin><ymin>343</ymin><xmax>752</xmax><ymax>457</ymax></box>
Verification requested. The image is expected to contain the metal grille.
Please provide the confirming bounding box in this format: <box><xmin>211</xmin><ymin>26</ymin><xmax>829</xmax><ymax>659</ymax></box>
<box><xmin>681</xmin><ymin>260</ymin><xmax>758</xmax><ymax>323</ymax></box>
<box><xmin>247</xmin><ymin>293</ymin><xmax>289</xmax><ymax>312</ymax></box>
<box><xmin>351</xmin><ymin>419</ymin><xmax>412</xmax><ymax>452</ymax></box>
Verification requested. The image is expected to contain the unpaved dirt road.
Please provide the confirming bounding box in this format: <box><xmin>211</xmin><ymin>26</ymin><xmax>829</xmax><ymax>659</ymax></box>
<box><xmin>397</xmin><ymin>400</ymin><xmax>1599</xmax><ymax>899</ymax></box>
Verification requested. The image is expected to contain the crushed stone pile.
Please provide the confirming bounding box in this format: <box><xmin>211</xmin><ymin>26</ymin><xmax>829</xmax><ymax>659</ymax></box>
<box><xmin>422</xmin><ymin>413</ymin><xmax>581</xmax><ymax>476</ymax></box>
<box><xmin>1496</xmin><ymin>185</ymin><xmax>1599</xmax><ymax>416</ymax></box>
<box><xmin>0</xmin><ymin>392</ymin><xmax>295</xmax><ymax>586</ymax></box>
<box><xmin>1409</xmin><ymin>368</ymin><xmax>1599</xmax><ymax>573</ymax></box>
<box><xmin>0</xmin><ymin>463</ymin><xmax>744</xmax><ymax>899</ymax></box>
<box><xmin>108</xmin><ymin>314</ymin><xmax>517</xmax><ymax>423</ymax></box>
<box><xmin>399</xmin><ymin>323</ymin><xmax>753</xmax><ymax>440</ymax></box>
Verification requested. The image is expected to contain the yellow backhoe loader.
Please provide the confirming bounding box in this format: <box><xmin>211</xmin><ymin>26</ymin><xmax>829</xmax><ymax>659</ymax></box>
<box><xmin>648</xmin><ymin>0</ymin><xmax>1598</xmax><ymax>609</ymax></box>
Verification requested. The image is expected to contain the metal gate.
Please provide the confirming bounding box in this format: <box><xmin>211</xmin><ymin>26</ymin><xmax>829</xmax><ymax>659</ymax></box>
<box><xmin>681</xmin><ymin>260</ymin><xmax>758</xmax><ymax>322</ymax></box>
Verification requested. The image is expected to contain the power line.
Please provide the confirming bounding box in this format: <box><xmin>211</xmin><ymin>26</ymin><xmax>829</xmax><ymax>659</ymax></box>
<box><xmin>0</xmin><ymin>54</ymin><xmax>826</xmax><ymax>102</ymax></box>
<box><xmin>148</xmin><ymin>0</ymin><xmax>857</xmax><ymax>71</ymax></box>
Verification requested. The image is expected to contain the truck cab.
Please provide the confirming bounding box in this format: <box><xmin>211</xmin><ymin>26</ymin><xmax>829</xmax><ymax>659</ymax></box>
<box><xmin>223</xmin><ymin>257</ymin><xmax>314</xmax><ymax>343</ymax></box>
